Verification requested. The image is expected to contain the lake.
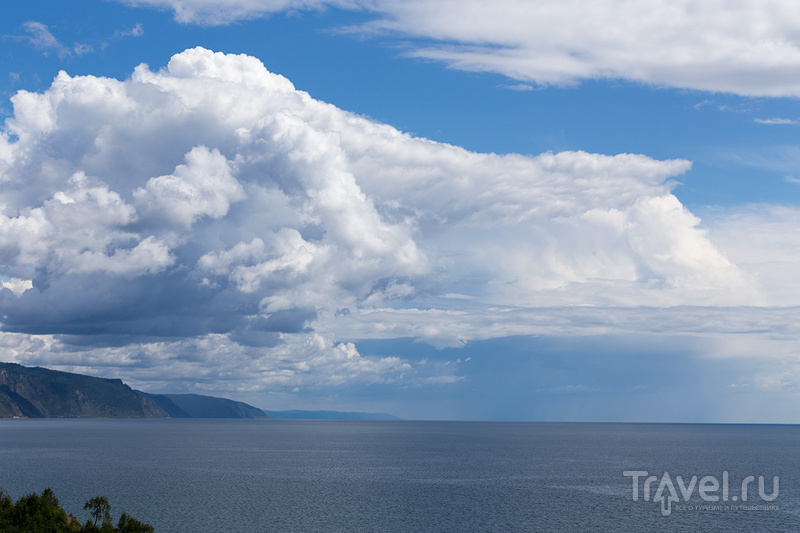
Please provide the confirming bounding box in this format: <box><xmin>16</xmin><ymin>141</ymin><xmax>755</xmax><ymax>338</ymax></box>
<box><xmin>1</xmin><ymin>419</ymin><xmax>798</xmax><ymax>531</ymax></box>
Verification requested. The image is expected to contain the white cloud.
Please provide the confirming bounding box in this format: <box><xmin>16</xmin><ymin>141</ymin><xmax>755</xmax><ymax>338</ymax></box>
<box><xmin>0</xmin><ymin>170</ymin><xmax>165</xmax><ymax>277</ymax></box>
<box><xmin>120</xmin><ymin>23</ymin><xmax>144</xmax><ymax>38</ymax></box>
<box><xmin>134</xmin><ymin>146</ymin><xmax>245</xmax><ymax>228</ymax></box>
<box><xmin>754</xmin><ymin>118</ymin><xmax>799</xmax><ymax>125</ymax></box>
<box><xmin>0</xmin><ymin>278</ymin><xmax>32</xmax><ymax>296</ymax></box>
<box><xmin>325</xmin><ymin>303</ymin><xmax>800</xmax><ymax>353</ymax></box>
<box><xmin>701</xmin><ymin>205</ymin><xmax>800</xmax><ymax>306</ymax></box>
<box><xmin>73</xmin><ymin>43</ymin><xmax>93</xmax><ymax>56</ymax></box>
<box><xmin>714</xmin><ymin>145</ymin><xmax>800</xmax><ymax>174</ymax></box>
<box><xmin>0</xmin><ymin>330</ymin><xmax>420</xmax><ymax>392</ymax></box>
<box><xmin>0</xmin><ymin>47</ymin><xmax>779</xmax><ymax>392</ymax></box>
<box><xmin>18</xmin><ymin>21</ymin><xmax>72</xmax><ymax>59</ymax></box>
<box><xmin>116</xmin><ymin>0</ymin><xmax>800</xmax><ymax>97</ymax></box>
<box><xmin>502</xmin><ymin>84</ymin><xmax>534</xmax><ymax>92</ymax></box>
<box><xmin>117</xmin><ymin>0</ymin><xmax>353</xmax><ymax>25</ymax></box>
<box><xmin>103</xmin><ymin>23</ymin><xmax>145</xmax><ymax>50</ymax></box>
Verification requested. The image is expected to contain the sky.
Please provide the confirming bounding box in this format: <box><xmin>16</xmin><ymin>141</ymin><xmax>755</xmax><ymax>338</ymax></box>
<box><xmin>1</xmin><ymin>0</ymin><xmax>800</xmax><ymax>422</ymax></box>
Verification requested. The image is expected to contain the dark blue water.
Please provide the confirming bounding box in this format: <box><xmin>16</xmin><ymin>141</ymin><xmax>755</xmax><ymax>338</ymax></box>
<box><xmin>1</xmin><ymin>420</ymin><xmax>799</xmax><ymax>532</ymax></box>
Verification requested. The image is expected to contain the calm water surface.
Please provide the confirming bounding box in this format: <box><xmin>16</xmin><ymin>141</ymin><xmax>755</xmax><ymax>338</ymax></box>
<box><xmin>1</xmin><ymin>420</ymin><xmax>799</xmax><ymax>532</ymax></box>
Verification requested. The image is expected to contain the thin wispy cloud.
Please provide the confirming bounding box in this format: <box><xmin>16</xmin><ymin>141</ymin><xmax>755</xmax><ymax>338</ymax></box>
<box><xmin>18</xmin><ymin>21</ymin><xmax>72</xmax><ymax>58</ymax></box>
<box><xmin>121</xmin><ymin>22</ymin><xmax>144</xmax><ymax>37</ymax></box>
<box><xmin>73</xmin><ymin>42</ymin><xmax>93</xmax><ymax>56</ymax></box>
<box><xmin>755</xmin><ymin>117</ymin><xmax>799</xmax><ymax>125</ymax></box>
<box><xmin>716</xmin><ymin>145</ymin><xmax>800</xmax><ymax>174</ymax></box>
<box><xmin>501</xmin><ymin>83</ymin><xmax>534</xmax><ymax>92</ymax></box>
<box><xmin>11</xmin><ymin>20</ymin><xmax>143</xmax><ymax>58</ymax></box>
<box><xmin>116</xmin><ymin>0</ymin><xmax>800</xmax><ymax>97</ymax></box>
<box><xmin>118</xmin><ymin>0</ymin><xmax>349</xmax><ymax>25</ymax></box>
<box><xmin>106</xmin><ymin>22</ymin><xmax>145</xmax><ymax>46</ymax></box>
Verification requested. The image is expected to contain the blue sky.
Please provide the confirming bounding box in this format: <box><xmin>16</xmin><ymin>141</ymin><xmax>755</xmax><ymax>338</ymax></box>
<box><xmin>1</xmin><ymin>0</ymin><xmax>800</xmax><ymax>421</ymax></box>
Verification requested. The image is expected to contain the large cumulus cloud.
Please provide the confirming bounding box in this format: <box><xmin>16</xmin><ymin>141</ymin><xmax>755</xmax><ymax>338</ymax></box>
<box><xmin>0</xmin><ymin>48</ymin><xmax>758</xmax><ymax>390</ymax></box>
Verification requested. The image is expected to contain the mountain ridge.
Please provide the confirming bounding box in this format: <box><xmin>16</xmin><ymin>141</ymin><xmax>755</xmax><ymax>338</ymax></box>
<box><xmin>0</xmin><ymin>362</ymin><xmax>266</xmax><ymax>419</ymax></box>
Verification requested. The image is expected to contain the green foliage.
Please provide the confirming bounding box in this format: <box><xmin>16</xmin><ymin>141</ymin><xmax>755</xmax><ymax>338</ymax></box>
<box><xmin>116</xmin><ymin>513</ymin><xmax>154</xmax><ymax>533</ymax></box>
<box><xmin>0</xmin><ymin>488</ymin><xmax>153</xmax><ymax>532</ymax></box>
<box><xmin>0</xmin><ymin>488</ymin><xmax>75</xmax><ymax>532</ymax></box>
<box><xmin>84</xmin><ymin>496</ymin><xmax>112</xmax><ymax>526</ymax></box>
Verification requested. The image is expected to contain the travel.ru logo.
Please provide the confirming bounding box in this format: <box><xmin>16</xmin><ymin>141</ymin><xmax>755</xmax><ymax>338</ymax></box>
<box><xmin>623</xmin><ymin>471</ymin><xmax>779</xmax><ymax>516</ymax></box>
